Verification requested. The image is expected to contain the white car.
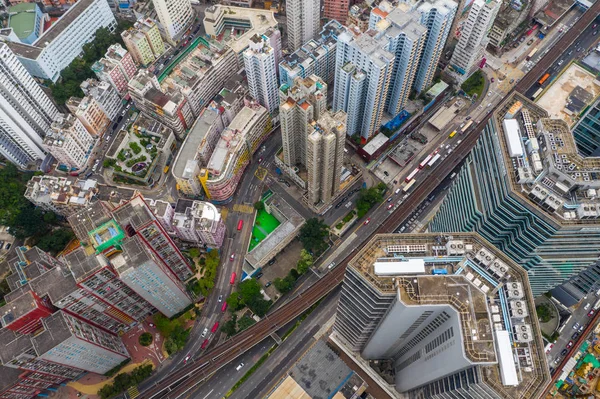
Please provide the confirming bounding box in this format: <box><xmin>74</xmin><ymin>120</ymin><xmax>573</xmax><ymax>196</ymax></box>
<box><xmin>236</xmin><ymin>363</ymin><xmax>245</xmax><ymax>371</ymax></box>
<box><xmin>201</xmin><ymin>327</ymin><xmax>208</xmax><ymax>337</ymax></box>
<box><xmin>584</xmin><ymin>303</ymin><xmax>591</xmax><ymax>310</ymax></box>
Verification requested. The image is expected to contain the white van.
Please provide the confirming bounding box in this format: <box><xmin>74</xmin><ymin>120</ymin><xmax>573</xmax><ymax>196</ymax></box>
<box><xmin>395</xmin><ymin>188</ymin><xmax>401</xmax><ymax>194</ymax></box>
<box><xmin>236</xmin><ymin>363</ymin><xmax>245</xmax><ymax>371</ymax></box>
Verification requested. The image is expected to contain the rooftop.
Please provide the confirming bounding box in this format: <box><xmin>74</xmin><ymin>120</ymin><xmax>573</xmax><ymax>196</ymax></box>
<box><xmin>112</xmin><ymin>195</ymin><xmax>154</xmax><ymax>230</ymax></box>
<box><xmin>0</xmin><ymin>328</ymin><xmax>35</xmax><ymax>363</ymax></box>
<box><xmin>63</xmin><ymin>247</ymin><xmax>108</xmax><ymax>282</ymax></box>
<box><xmin>493</xmin><ymin>92</ymin><xmax>600</xmax><ymax>225</ymax></box>
<box><xmin>24</xmin><ymin>175</ymin><xmax>98</xmax><ymax>213</ymax></box>
<box><xmin>68</xmin><ymin>201</ymin><xmax>113</xmax><ymax>242</ymax></box>
<box><xmin>350</xmin><ymin>233</ymin><xmax>549</xmax><ymax>399</ymax></box>
<box><xmin>33</xmin><ymin>0</ymin><xmax>98</xmax><ymax>49</ymax></box>
<box><xmin>111</xmin><ymin>235</ymin><xmax>152</xmax><ymax>275</ymax></box>
<box><xmin>203</xmin><ymin>5</ymin><xmax>277</xmax><ymax>54</ymax></box>
<box><xmin>31</xmin><ymin>311</ymin><xmax>73</xmax><ymax>356</ymax></box>
<box><xmin>0</xmin><ymin>290</ymin><xmax>41</xmax><ymax>329</ymax></box>
<box><xmin>7</xmin><ymin>3</ymin><xmax>38</xmax><ymax>40</ymax></box>
<box><xmin>172</xmin><ymin>107</ymin><xmax>220</xmax><ymax>179</ymax></box>
<box><xmin>288</xmin><ymin>340</ymin><xmax>363</xmax><ymax>399</ymax></box>
<box><xmin>245</xmin><ymin>197</ymin><xmax>305</xmax><ymax>267</ymax></box>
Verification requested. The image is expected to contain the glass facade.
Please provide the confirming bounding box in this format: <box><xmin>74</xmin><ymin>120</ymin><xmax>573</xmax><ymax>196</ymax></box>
<box><xmin>431</xmin><ymin>119</ymin><xmax>600</xmax><ymax>296</ymax></box>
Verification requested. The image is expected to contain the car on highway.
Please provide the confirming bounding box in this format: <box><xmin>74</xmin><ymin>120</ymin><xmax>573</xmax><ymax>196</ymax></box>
<box><xmin>387</xmin><ymin>197</ymin><xmax>393</xmax><ymax>202</ymax></box>
<box><xmin>594</xmin><ymin>23</ymin><xmax>598</xmax><ymax>29</ymax></box>
<box><xmin>201</xmin><ymin>339</ymin><xmax>209</xmax><ymax>349</ymax></box>
<box><xmin>561</xmin><ymin>349</ymin><xmax>568</xmax><ymax>356</ymax></box>
<box><xmin>567</xmin><ymin>341</ymin><xmax>574</xmax><ymax>349</ymax></box>
<box><xmin>211</xmin><ymin>322</ymin><xmax>219</xmax><ymax>333</ymax></box>
<box><xmin>594</xmin><ymin>31</ymin><xmax>599</xmax><ymax>36</ymax></box>
<box><xmin>184</xmin><ymin>352</ymin><xmax>191</xmax><ymax>364</ymax></box>
<box><xmin>573</xmin><ymin>322</ymin><xmax>580</xmax><ymax>330</ymax></box>
<box><xmin>584</xmin><ymin>302</ymin><xmax>591</xmax><ymax>310</ymax></box>
<box><xmin>258</xmin><ymin>157</ymin><xmax>263</xmax><ymax>163</ymax></box>
<box><xmin>588</xmin><ymin>309</ymin><xmax>595</xmax><ymax>317</ymax></box>
<box><xmin>201</xmin><ymin>328</ymin><xmax>208</xmax><ymax>337</ymax></box>
<box><xmin>236</xmin><ymin>363</ymin><xmax>245</xmax><ymax>371</ymax></box>
<box><xmin>218</xmin><ymin>295</ymin><xmax>223</xmax><ymax>302</ymax></box>
<box><xmin>387</xmin><ymin>203</ymin><xmax>394</xmax><ymax>210</ymax></box>
<box><xmin>221</xmin><ymin>302</ymin><xmax>227</xmax><ymax>312</ymax></box>
<box><xmin>558</xmin><ymin>59</ymin><xmax>564</xmax><ymax>66</ymax></box>
<box><xmin>364</xmin><ymin>218</ymin><xmax>371</xmax><ymax>225</ymax></box>
<box><xmin>230</xmin><ymin>254</ymin><xmax>235</xmax><ymax>261</ymax></box>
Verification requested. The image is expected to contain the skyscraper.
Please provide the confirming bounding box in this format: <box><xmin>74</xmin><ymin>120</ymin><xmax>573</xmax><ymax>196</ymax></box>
<box><xmin>152</xmin><ymin>0</ymin><xmax>194</xmax><ymax>44</ymax></box>
<box><xmin>244</xmin><ymin>35</ymin><xmax>279</xmax><ymax>114</ymax></box>
<box><xmin>449</xmin><ymin>0</ymin><xmax>500</xmax><ymax>77</ymax></box>
<box><xmin>286</xmin><ymin>0</ymin><xmax>320</xmax><ymax>51</ymax></box>
<box><xmin>306</xmin><ymin>111</ymin><xmax>346</xmax><ymax>206</ymax></box>
<box><xmin>0</xmin><ymin>43</ymin><xmax>59</xmax><ymax>169</ymax></box>
<box><xmin>413</xmin><ymin>0</ymin><xmax>457</xmax><ymax>93</ymax></box>
<box><xmin>111</xmin><ymin>236</ymin><xmax>192</xmax><ymax>318</ymax></box>
<box><xmin>333</xmin><ymin>233</ymin><xmax>550</xmax><ymax>398</ymax></box>
<box><xmin>333</xmin><ymin>6</ymin><xmax>427</xmax><ymax>141</ymax></box>
<box><xmin>431</xmin><ymin>93</ymin><xmax>600</xmax><ymax>297</ymax></box>
<box><xmin>279</xmin><ymin>75</ymin><xmax>327</xmax><ymax>167</ymax></box>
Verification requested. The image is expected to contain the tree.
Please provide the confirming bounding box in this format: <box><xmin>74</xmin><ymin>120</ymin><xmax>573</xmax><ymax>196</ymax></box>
<box><xmin>43</xmin><ymin>211</ymin><xmax>57</xmax><ymax>224</ymax></box>
<box><xmin>36</xmin><ymin>228</ymin><xmax>74</xmax><ymax>254</ymax></box>
<box><xmin>238</xmin><ymin>279</ymin><xmax>262</xmax><ymax>304</ymax></box>
<box><xmin>164</xmin><ymin>325</ymin><xmax>190</xmax><ymax>355</ymax></box>
<box><xmin>221</xmin><ymin>314</ymin><xmax>237</xmax><ymax>337</ymax></box>
<box><xmin>189</xmin><ymin>247</ymin><xmax>201</xmax><ymax>258</ymax></box>
<box><xmin>237</xmin><ymin>315</ymin><xmax>256</xmax><ymax>332</ymax></box>
<box><xmin>298</xmin><ymin>218</ymin><xmax>329</xmax><ymax>255</ymax></box>
<box><xmin>139</xmin><ymin>332</ymin><xmax>153</xmax><ymax>346</ymax></box>
<box><xmin>274</xmin><ymin>277</ymin><xmax>293</xmax><ymax>294</ymax></box>
<box><xmin>153</xmin><ymin>313</ymin><xmax>175</xmax><ymax>336</ymax></box>
<box><xmin>226</xmin><ymin>292</ymin><xmax>243</xmax><ymax>312</ymax></box>
<box><xmin>254</xmin><ymin>201</ymin><xmax>265</xmax><ymax>211</ymax></box>
<box><xmin>10</xmin><ymin>206</ymin><xmax>49</xmax><ymax>239</ymax></box>
<box><xmin>247</xmin><ymin>297</ymin><xmax>271</xmax><ymax>317</ymax></box>
<box><xmin>536</xmin><ymin>303</ymin><xmax>554</xmax><ymax>323</ymax></box>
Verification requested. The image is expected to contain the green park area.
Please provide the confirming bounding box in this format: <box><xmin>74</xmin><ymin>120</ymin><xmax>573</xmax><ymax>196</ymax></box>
<box><xmin>461</xmin><ymin>70</ymin><xmax>485</xmax><ymax>98</ymax></box>
<box><xmin>249</xmin><ymin>207</ymin><xmax>280</xmax><ymax>251</ymax></box>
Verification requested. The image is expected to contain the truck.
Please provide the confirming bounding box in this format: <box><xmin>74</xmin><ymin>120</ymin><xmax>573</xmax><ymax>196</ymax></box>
<box><xmin>427</xmin><ymin>154</ymin><xmax>441</xmax><ymax>168</ymax></box>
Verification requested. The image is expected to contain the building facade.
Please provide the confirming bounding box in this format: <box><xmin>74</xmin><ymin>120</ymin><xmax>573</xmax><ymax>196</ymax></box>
<box><xmin>324</xmin><ymin>0</ymin><xmax>349</xmax><ymax>25</ymax></box>
<box><xmin>122</xmin><ymin>18</ymin><xmax>166</xmax><ymax>66</ymax></box>
<box><xmin>80</xmin><ymin>79</ymin><xmax>122</xmax><ymax>121</ymax></box>
<box><xmin>6</xmin><ymin>0</ymin><xmax>116</xmax><ymax>82</ymax></box>
<box><xmin>200</xmin><ymin>103</ymin><xmax>271</xmax><ymax>203</ymax></box>
<box><xmin>286</xmin><ymin>0</ymin><xmax>320</xmax><ymax>51</ymax></box>
<box><xmin>306</xmin><ymin>111</ymin><xmax>346</xmax><ymax>206</ymax></box>
<box><xmin>243</xmin><ymin>35</ymin><xmax>279</xmax><ymax>114</ymax></box>
<box><xmin>431</xmin><ymin>93</ymin><xmax>600</xmax><ymax>298</ymax></box>
<box><xmin>279</xmin><ymin>20</ymin><xmax>344</xmax><ymax>88</ymax></box>
<box><xmin>112</xmin><ymin>236</ymin><xmax>191</xmax><ymax>318</ymax></box>
<box><xmin>573</xmin><ymin>96</ymin><xmax>600</xmax><ymax>157</ymax></box>
<box><xmin>66</xmin><ymin>96</ymin><xmax>110</xmax><ymax>137</ymax></box>
<box><xmin>162</xmin><ymin>199</ymin><xmax>227</xmax><ymax>248</ymax></box>
<box><xmin>44</xmin><ymin>115</ymin><xmax>96</xmax><ymax>170</ymax></box>
<box><xmin>449</xmin><ymin>0</ymin><xmax>500</xmax><ymax>77</ymax></box>
<box><xmin>92</xmin><ymin>44</ymin><xmax>138</xmax><ymax>96</ymax></box>
<box><xmin>152</xmin><ymin>0</ymin><xmax>194</xmax><ymax>44</ymax></box>
<box><xmin>413</xmin><ymin>0</ymin><xmax>457</xmax><ymax>93</ymax></box>
<box><xmin>0</xmin><ymin>43</ymin><xmax>59</xmax><ymax>169</ymax></box>
<box><xmin>333</xmin><ymin>233</ymin><xmax>549</xmax><ymax>398</ymax></box>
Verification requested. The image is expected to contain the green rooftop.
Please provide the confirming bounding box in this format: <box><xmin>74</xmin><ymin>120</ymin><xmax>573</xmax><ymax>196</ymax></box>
<box><xmin>88</xmin><ymin>219</ymin><xmax>125</xmax><ymax>253</ymax></box>
<box><xmin>8</xmin><ymin>3</ymin><xmax>37</xmax><ymax>40</ymax></box>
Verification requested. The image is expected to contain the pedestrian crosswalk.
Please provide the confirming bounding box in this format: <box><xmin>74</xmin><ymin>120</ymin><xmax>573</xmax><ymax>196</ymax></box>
<box><xmin>128</xmin><ymin>386</ymin><xmax>140</xmax><ymax>399</ymax></box>
<box><xmin>232</xmin><ymin>204</ymin><xmax>254</xmax><ymax>214</ymax></box>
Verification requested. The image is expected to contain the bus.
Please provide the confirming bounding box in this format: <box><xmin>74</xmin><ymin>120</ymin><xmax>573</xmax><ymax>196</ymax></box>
<box><xmin>230</xmin><ymin>272</ymin><xmax>237</xmax><ymax>285</ymax></box>
<box><xmin>237</xmin><ymin>219</ymin><xmax>244</xmax><ymax>231</ymax></box>
<box><xmin>405</xmin><ymin>168</ymin><xmax>419</xmax><ymax>183</ymax></box>
<box><xmin>403</xmin><ymin>179</ymin><xmax>417</xmax><ymax>193</ymax></box>
<box><xmin>532</xmin><ymin>87</ymin><xmax>543</xmax><ymax>100</ymax></box>
<box><xmin>419</xmin><ymin>155</ymin><xmax>433</xmax><ymax>169</ymax></box>
<box><xmin>526</xmin><ymin>47</ymin><xmax>538</xmax><ymax>61</ymax></box>
<box><xmin>427</xmin><ymin>154</ymin><xmax>441</xmax><ymax>168</ymax></box>
<box><xmin>448</xmin><ymin>130</ymin><xmax>457</xmax><ymax>139</ymax></box>
<box><xmin>538</xmin><ymin>73</ymin><xmax>550</xmax><ymax>85</ymax></box>
<box><xmin>460</xmin><ymin>121</ymin><xmax>473</xmax><ymax>133</ymax></box>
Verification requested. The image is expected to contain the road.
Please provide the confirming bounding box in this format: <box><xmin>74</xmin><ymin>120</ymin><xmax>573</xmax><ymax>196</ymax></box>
<box><xmin>131</xmin><ymin>3</ymin><xmax>600</xmax><ymax>398</ymax></box>
<box><xmin>188</xmin><ymin>289</ymin><xmax>340</xmax><ymax>399</ymax></box>
<box><xmin>546</xmin><ymin>296</ymin><xmax>597</xmax><ymax>371</ymax></box>
<box><xmin>524</xmin><ymin>14</ymin><xmax>600</xmax><ymax>99</ymax></box>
